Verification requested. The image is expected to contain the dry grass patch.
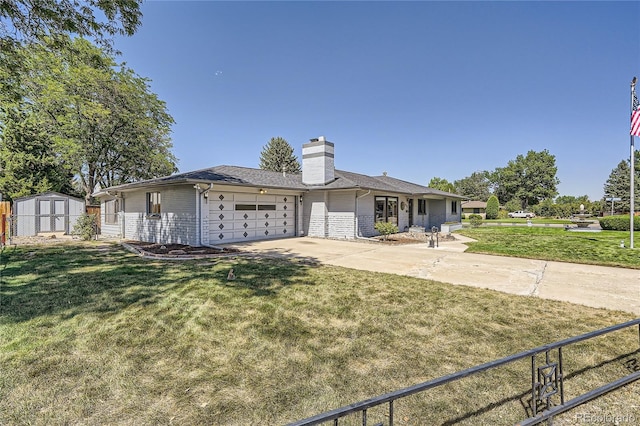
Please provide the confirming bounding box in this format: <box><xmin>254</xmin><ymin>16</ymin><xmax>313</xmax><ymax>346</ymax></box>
<box><xmin>0</xmin><ymin>242</ymin><xmax>638</xmax><ymax>425</ymax></box>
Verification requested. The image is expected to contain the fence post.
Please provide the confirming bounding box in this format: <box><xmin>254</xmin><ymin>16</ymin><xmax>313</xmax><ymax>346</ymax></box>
<box><xmin>1</xmin><ymin>213</ymin><xmax>5</xmax><ymax>245</ymax></box>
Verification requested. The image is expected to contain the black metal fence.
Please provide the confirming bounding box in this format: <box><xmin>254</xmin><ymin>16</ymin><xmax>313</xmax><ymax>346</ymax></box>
<box><xmin>288</xmin><ymin>318</ymin><xmax>640</xmax><ymax>426</ymax></box>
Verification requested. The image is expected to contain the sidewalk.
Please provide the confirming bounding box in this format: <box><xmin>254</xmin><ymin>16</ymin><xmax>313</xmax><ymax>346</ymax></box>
<box><xmin>225</xmin><ymin>236</ymin><xmax>640</xmax><ymax>315</ymax></box>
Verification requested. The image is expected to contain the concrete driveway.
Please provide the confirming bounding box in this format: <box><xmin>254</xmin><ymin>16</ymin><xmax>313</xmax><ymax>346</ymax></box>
<box><xmin>224</xmin><ymin>236</ymin><xmax>640</xmax><ymax>315</ymax></box>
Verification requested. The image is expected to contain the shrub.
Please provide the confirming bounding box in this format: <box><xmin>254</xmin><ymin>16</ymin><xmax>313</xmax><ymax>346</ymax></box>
<box><xmin>486</xmin><ymin>195</ymin><xmax>499</xmax><ymax>220</ymax></box>
<box><xmin>598</xmin><ymin>215</ymin><xmax>640</xmax><ymax>231</ymax></box>
<box><xmin>374</xmin><ymin>221</ymin><xmax>399</xmax><ymax>240</ymax></box>
<box><xmin>73</xmin><ymin>213</ymin><xmax>98</xmax><ymax>241</ymax></box>
<box><xmin>497</xmin><ymin>209</ymin><xmax>509</xmax><ymax>219</ymax></box>
<box><xmin>469</xmin><ymin>214</ymin><xmax>483</xmax><ymax>228</ymax></box>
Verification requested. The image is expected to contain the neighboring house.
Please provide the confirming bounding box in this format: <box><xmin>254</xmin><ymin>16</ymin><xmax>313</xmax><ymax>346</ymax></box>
<box><xmin>12</xmin><ymin>192</ymin><xmax>85</xmax><ymax>236</ymax></box>
<box><xmin>93</xmin><ymin>137</ymin><xmax>464</xmax><ymax>246</ymax></box>
<box><xmin>461</xmin><ymin>200</ymin><xmax>487</xmax><ymax>219</ymax></box>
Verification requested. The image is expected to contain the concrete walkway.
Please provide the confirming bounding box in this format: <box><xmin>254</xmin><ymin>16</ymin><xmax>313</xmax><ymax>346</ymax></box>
<box><xmin>224</xmin><ymin>236</ymin><xmax>640</xmax><ymax>315</ymax></box>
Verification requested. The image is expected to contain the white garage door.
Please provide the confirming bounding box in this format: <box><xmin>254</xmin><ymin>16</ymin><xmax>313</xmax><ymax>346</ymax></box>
<box><xmin>209</xmin><ymin>192</ymin><xmax>296</xmax><ymax>243</ymax></box>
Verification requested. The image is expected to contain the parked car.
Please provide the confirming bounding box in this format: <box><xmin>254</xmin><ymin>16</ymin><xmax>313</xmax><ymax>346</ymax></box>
<box><xmin>508</xmin><ymin>211</ymin><xmax>535</xmax><ymax>218</ymax></box>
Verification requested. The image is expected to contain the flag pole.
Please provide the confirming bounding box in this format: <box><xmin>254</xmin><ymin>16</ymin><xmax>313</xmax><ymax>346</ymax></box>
<box><xmin>631</xmin><ymin>77</ymin><xmax>637</xmax><ymax>249</ymax></box>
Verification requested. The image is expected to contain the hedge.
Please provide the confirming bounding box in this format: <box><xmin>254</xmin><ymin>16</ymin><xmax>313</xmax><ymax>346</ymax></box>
<box><xmin>598</xmin><ymin>215</ymin><xmax>640</xmax><ymax>231</ymax></box>
<box><xmin>469</xmin><ymin>214</ymin><xmax>483</xmax><ymax>228</ymax></box>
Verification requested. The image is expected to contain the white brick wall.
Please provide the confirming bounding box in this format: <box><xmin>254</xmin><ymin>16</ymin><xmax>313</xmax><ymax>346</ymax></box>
<box><xmin>112</xmin><ymin>185</ymin><xmax>198</xmax><ymax>245</ymax></box>
<box><xmin>357</xmin><ymin>214</ymin><xmax>375</xmax><ymax>237</ymax></box>
<box><xmin>123</xmin><ymin>212</ymin><xmax>197</xmax><ymax>245</ymax></box>
<box><xmin>302</xmin><ymin>139</ymin><xmax>335</xmax><ymax>185</ymax></box>
<box><xmin>328</xmin><ymin>212</ymin><xmax>355</xmax><ymax>238</ymax></box>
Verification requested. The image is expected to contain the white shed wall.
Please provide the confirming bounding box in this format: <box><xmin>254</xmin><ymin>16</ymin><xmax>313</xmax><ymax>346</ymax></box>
<box><xmin>15</xmin><ymin>198</ymin><xmax>36</xmax><ymax>236</ymax></box>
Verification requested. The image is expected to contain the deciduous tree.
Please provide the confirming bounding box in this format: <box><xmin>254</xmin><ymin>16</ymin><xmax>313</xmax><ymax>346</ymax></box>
<box><xmin>259</xmin><ymin>137</ymin><xmax>301</xmax><ymax>174</ymax></box>
<box><xmin>454</xmin><ymin>171</ymin><xmax>491</xmax><ymax>201</ymax></box>
<box><xmin>427</xmin><ymin>177</ymin><xmax>456</xmax><ymax>193</ymax></box>
<box><xmin>0</xmin><ymin>0</ymin><xmax>142</xmax><ymax>46</ymax></box>
<box><xmin>0</xmin><ymin>37</ymin><xmax>177</xmax><ymax>203</ymax></box>
<box><xmin>492</xmin><ymin>150</ymin><xmax>559</xmax><ymax>210</ymax></box>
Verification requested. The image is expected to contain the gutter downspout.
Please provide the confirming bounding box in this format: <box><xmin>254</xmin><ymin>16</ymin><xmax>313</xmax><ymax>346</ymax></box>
<box><xmin>355</xmin><ymin>190</ymin><xmax>375</xmax><ymax>240</ymax></box>
<box><xmin>194</xmin><ymin>183</ymin><xmax>213</xmax><ymax>246</ymax></box>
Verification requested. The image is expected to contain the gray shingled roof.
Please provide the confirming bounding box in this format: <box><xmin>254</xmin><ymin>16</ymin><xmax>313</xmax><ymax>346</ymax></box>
<box><xmin>93</xmin><ymin>165</ymin><xmax>463</xmax><ymax>199</ymax></box>
<box><xmin>93</xmin><ymin>165</ymin><xmax>308</xmax><ymax>195</ymax></box>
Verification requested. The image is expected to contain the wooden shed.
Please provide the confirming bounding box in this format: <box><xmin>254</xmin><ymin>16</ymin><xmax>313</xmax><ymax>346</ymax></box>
<box><xmin>13</xmin><ymin>192</ymin><xmax>85</xmax><ymax>236</ymax></box>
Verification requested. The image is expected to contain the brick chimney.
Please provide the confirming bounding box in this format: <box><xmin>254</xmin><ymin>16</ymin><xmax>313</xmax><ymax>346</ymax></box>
<box><xmin>302</xmin><ymin>136</ymin><xmax>335</xmax><ymax>185</ymax></box>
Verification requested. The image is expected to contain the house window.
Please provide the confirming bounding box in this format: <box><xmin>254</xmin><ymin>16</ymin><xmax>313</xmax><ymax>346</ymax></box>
<box><xmin>451</xmin><ymin>200</ymin><xmax>458</xmax><ymax>214</ymax></box>
<box><xmin>418</xmin><ymin>199</ymin><xmax>427</xmax><ymax>215</ymax></box>
<box><xmin>473</xmin><ymin>208</ymin><xmax>480</xmax><ymax>214</ymax></box>
<box><xmin>147</xmin><ymin>192</ymin><xmax>161</xmax><ymax>216</ymax></box>
<box><xmin>105</xmin><ymin>199</ymin><xmax>119</xmax><ymax>224</ymax></box>
<box><xmin>375</xmin><ymin>196</ymin><xmax>398</xmax><ymax>225</ymax></box>
<box><xmin>235</xmin><ymin>204</ymin><xmax>257</xmax><ymax>211</ymax></box>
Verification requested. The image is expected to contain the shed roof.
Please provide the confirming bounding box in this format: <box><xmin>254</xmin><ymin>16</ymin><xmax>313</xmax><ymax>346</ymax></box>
<box><xmin>13</xmin><ymin>191</ymin><xmax>85</xmax><ymax>203</ymax></box>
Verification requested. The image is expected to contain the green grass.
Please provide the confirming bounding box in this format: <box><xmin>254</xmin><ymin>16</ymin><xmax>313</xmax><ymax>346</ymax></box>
<box><xmin>462</xmin><ymin>218</ymin><xmax>572</xmax><ymax>224</ymax></box>
<box><xmin>457</xmin><ymin>227</ymin><xmax>640</xmax><ymax>269</ymax></box>
<box><xmin>0</xmin><ymin>242</ymin><xmax>638</xmax><ymax>425</ymax></box>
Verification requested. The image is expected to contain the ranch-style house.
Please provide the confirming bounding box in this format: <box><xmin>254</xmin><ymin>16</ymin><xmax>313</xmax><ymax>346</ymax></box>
<box><xmin>93</xmin><ymin>137</ymin><xmax>464</xmax><ymax>246</ymax></box>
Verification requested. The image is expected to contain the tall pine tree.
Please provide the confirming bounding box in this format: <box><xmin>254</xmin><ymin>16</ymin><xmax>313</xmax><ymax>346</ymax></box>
<box><xmin>603</xmin><ymin>151</ymin><xmax>640</xmax><ymax>213</ymax></box>
<box><xmin>259</xmin><ymin>137</ymin><xmax>301</xmax><ymax>174</ymax></box>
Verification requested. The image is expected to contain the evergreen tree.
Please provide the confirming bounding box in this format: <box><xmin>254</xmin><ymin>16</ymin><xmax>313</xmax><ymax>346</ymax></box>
<box><xmin>603</xmin><ymin>152</ymin><xmax>640</xmax><ymax>213</ymax></box>
<box><xmin>259</xmin><ymin>137</ymin><xmax>301</xmax><ymax>174</ymax></box>
<box><xmin>485</xmin><ymin>195</ymin><xmax>499</xmax><ymax>219</ymax></box>
<box><xmin>0</xmin><ymin>109</ymin><xmax>75</xmax><ymax>200</ymax></box>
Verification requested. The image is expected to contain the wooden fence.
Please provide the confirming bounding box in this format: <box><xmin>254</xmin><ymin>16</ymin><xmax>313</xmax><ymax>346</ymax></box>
<box><xmin>86</xmin><ymin>205</ymin><xmax>101</xmax><ymax>234</ymax></box>
<box><xmin>0</xmin><ymin>201</ymin><xmax>10</xmax><ymax>244</ymax></box>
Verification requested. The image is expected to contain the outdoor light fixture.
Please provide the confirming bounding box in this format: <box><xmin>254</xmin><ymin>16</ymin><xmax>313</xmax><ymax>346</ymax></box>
<box><xmin>259</xmin><ymin>189</ymin><xmax>267</xmax><ymax>194</ymax></box>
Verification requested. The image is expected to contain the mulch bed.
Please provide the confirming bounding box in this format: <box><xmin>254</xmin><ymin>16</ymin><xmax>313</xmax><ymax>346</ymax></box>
<box><xmin>124</xmin><ymin>241</ymin><xmax>240</xmax><ymax>257</ymax></box>
<box><xmin>370</xmin><ymin>232</ymin><xmax>457</xmax><ymax>245</ymax></box>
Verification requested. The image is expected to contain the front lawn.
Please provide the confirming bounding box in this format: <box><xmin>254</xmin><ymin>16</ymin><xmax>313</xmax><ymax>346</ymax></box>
<box><xmin>0</xmin><ymin>242</ymin><xmax>638</xmax><ymax>425</ymax></box>
<box><xmin>457</xmin><ymin>227</ymin><xmax>640</xmax><ymax>269</ymax></box>
<box><xmin>462</xmin><ymin>218</ymin><xmax>572</xmax><ymax>225</ymax></box>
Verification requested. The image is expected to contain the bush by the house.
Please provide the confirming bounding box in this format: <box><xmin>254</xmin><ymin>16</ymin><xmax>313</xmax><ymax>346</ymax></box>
<box><xmin>486</xmin><ymin>195</ymin><xmax>499</xmax><ymax>220</ymax></box>
<box><xmin>374</xmin><ymin>221</ymin><xmax>399</xmax><ymax>240</ymax></box>
<box><xmin>73</xmin><ymin>213</ymin><xmax>98</xmax><ymax>240</ymax></box>
<box><xmin>599</xmin><ymin>215</ymin><xmax>640</xmax><ymax>231</ymax></box>
<box><xmin>469</xmin><ymin>214</ymin><xmax>483</xmax><ymax>228</ymax></box>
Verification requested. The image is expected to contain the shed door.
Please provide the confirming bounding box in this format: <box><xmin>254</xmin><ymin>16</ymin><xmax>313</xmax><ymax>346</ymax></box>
<box><xmin>209</xmin><ymin>192</ymin><xmax>295</xmax><ymax>243</ymax></box>
<box><xmin>38</xmin><ymin>199</ymin><xmax>67</xmax><ymax>232</ymax></box>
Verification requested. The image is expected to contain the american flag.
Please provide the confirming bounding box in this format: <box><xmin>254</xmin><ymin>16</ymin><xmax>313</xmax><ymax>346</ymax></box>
<box><xmin>632</xmin><ymin>87</ymin><xmax>640</xmax><ymax>137</ymax></box>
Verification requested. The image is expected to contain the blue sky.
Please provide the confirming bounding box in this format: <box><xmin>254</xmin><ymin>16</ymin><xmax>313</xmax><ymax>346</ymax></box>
<box><xmin>113</xmin><ymin>1</ymin><xmax>640</xmax><ymax>201</ymax></box>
